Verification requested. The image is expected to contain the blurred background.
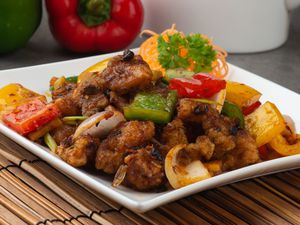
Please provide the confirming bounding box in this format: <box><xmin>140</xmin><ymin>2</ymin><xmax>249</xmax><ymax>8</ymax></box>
<box><xmin>0</xmin><ymin>1</ymin><xmax>299</xmax><ymax>93</ymax></box>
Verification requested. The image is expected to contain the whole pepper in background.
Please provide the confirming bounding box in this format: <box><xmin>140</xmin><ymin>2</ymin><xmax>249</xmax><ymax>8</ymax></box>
<box><xmin>46</xmin><ymin>0</ymin><xmax>144</xmax><ymax>53</ymax></box>
<box><xmin>0</xmin><ymin>0</ymin><xmax>42</xmax><ymax>53</ymax></box>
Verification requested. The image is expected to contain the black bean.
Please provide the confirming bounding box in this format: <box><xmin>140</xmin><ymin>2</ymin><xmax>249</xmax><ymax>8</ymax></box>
<box><xmin>131</xmin><ymin>146</ymin><xmax>142</xmax><ymax>150</ymax></box>
<box><xmin>230</xmin><ymin>125</ymin><xmax>239</xmax><ymax>136</ymax></box>
<box><xmin>151</xmin><ymin>147</ymin><xmax>163</xmax><ymax>161</ymax></box>
<box><xmin>103</xmin><ymin>89</ymin><xmax>110</xmax><ymax>97</ymax></box>
<box><xmin>83</xmin><ymin>85</ymin><xmax>99</xmax><ymax>95</ymax></box>
<box><xmin>122</xmin><ymin>49</ymin><xmax>134</xmax><ymax>61</ymax></box>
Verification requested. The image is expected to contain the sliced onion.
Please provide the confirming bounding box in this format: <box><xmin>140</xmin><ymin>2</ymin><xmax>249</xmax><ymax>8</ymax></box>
<box><xmin>74</xmin><ymin>110</ymin><xmax>125</xmax><ymax>139</ymax></box>
<box><xmin>112</xmin><ymin>165</ymin><xmax>128</xmax><ymax>187</ymax></box>
<box><xmin>282</xmin><ymin>115</ymin><xmax>297</xmax><ymax>143</ymax></box>
<box><xmin>165</xmin><ymin>144</ymin><xmax>211</xmax><ymax>189</ymax></box>
<box><xmin>283</xmin><ymin>115</ymin><xmax>296</xmax><ymax>136</ymax></box>
<box><xmin>210</xmin><ymin>89</ymin><xmax>226</xmax><ymax>112</ymax></box>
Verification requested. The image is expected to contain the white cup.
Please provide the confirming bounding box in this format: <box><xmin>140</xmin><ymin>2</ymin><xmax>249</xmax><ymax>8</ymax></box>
<box><xmin>141</xmin><ymin>0</ymin><xmax>300</xmax><ymax>53</ymax></box>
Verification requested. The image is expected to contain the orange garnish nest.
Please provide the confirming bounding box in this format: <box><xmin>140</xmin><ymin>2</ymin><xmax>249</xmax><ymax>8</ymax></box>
<box><xmin>139</xmin><ymin>24</ymin><xmax>228</xmax><ymax>79</ymax></box>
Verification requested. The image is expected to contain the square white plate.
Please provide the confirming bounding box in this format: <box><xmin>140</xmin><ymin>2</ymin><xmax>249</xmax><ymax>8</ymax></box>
<box><xmin>0</xmin><ymin>50</ymin><xmax>299</xmax><ymax>213</ymax></box>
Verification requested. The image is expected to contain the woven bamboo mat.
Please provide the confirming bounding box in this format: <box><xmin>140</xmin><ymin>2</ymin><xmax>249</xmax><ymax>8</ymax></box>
<box><xmin>0</xmin><ymin>133</ymin><xmax>299</xmax><ymax>225</ymax></box>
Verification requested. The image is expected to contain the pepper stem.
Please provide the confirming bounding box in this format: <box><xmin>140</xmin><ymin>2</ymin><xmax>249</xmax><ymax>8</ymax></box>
<box><xmin>78</xmin><ymin>0</ymin><xmax>111</xmax><ymax>27</ymax></box>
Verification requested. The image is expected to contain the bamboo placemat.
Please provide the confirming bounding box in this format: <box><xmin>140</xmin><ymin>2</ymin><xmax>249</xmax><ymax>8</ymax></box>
<box><xmin>0</xmin><ymin>132</ymin><xmax>299</xmax><ymax>225</ymax></box>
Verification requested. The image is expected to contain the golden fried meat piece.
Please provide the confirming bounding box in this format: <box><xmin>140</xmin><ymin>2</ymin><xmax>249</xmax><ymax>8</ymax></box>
<box><xmin>160</xmin><ymin>118</ymin><xmax>188</xmax><ymax>156</ymax></box>
<box><xmin>51</xmin><ymin>124</ymin><xmax>76</xmax><ymax>145</ymax></box>
<box><xmin>54</xmin><ymin>96</ymin><xmax>81</xmax><ymax>116</ymax></box>
<box><xmin>177</xmin><ymin>99</ymin><xmax>236</xmax><ymax>159</ymax></box>
<box><xmin>185</xmin><ymin>136</ymin><xmax>215</xmax><ymax>161</ymax></box>
<box><xmin>50</xmin><ymin>77</ymin><xmax>77</xmax><ymax>100</ymax></box>
<box><xmin>56</xmin><ymin>135</ymin><xmax>99</xmax><ymax>168</ymax></box>
<box><xmin>95</xmin><ymin>121</ymin><xmax>155</xmax><ymax>174</ymax></box>
<box><xmin>124</xmin><ymin>145</ymin><xmax>165</xmax><ymax>191</ymax></box>
<box><xmin>102</xmin><ymin>54</ymin><xmax>153</xmax><ymax>94</ymax></box>
<box><xmin>223</xmin><ymin>130</ymin><xmax>260</xmax><ymax>170</ymax></box>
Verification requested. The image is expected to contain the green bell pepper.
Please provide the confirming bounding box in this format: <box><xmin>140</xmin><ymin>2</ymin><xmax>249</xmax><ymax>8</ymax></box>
<box><xmin>124</xmin><ymin>90</ymin><xmax>178</xmax><ymax>124</ymax></box>
<box><xmin>0</xmin><ymin>0</ymin><xmax>42</xmax><ymax>53</ymax></box>
<box><xmin>221</xmin><ymin>101</ymin><xmax>245</xmax><ymax>128</ymax></box>
<box><xmin>66</xmin><ymin>76</ymin><xmax>78</xmax><ymax>83</ymax></box>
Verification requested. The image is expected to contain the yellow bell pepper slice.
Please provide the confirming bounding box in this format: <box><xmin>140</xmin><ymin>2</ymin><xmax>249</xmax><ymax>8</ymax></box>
<box><xmin>78</xmin><ymin>57</ymin><xmax>111</xmax><ymax>83</ymax></box>
<box><xmin>269</xmin><ymin>134</ymin><xmax>300</xmax><ymax>156</ymax></box>
<box><xmin>226</xmin><ymin>81</ymin><xmax>262</xmax><ymax>108</ymax></box>
<box><xmin>27</xmin><ymin>118</ymin><xmax>63</xmax><ymax>141</ymax></box>
<box><xmin>0</xmin><ymin>83</ymin><xmax>45</xmax><ymax>116</ymax></box>
<box><xmin>245</xmin><ymin>101</ymin><xmax>285</xmax><ymax>147</ymax></box>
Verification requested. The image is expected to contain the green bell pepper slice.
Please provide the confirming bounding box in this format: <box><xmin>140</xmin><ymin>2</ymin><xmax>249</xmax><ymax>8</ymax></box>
<box><xmin>221</xmin><ymin>101</ymin><xmax>245</xmax><ymax>128</ymax></box>
<box><xmin>124</xmin><ymin>90</ymin><xmax>177</xmax><ymax>124</ymax></box>
<box><xmin>66</xmin><ymin>76</ymin><xmax>78</xmax><ymax>83</ymax></box>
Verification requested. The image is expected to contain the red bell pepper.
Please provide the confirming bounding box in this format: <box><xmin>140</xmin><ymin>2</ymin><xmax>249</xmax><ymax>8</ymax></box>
<box><xmin>2</xmin><ymin>98</ymin><xmax>60</xmax><ymax>135</ymax></box>
<box><xmin>242</xmin><ymin>101</ymin><xmax>261</xmax><ymax>116</ymax></box>
<box><xmin>169</xmin><ymin>73</ymin><xmax>226</xmax><ymax>98</ymax></box>
<box><xmin>45</xmin><ymin>0</ymin><xmax>144</xmax><ymax>53</ymax></box>
<box><xmin>258</xmin><ymin>145</ymin><xmax>269</xmax><ymax>160</ymax></box>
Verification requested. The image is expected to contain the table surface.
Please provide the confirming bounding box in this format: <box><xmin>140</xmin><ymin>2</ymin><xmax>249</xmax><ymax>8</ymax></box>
<box><xmin>0</xmin><ymin>133</ymin><xmax>300</xmax><ymax>225</ymax></box>
<box><xmin>0</xmin><ymin>8</ymin><xmax>300</xmax><ymax>93</ymax></box>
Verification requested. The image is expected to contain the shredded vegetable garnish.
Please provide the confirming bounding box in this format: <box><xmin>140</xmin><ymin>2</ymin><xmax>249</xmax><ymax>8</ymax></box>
<box><xmin>62</xmin><ymin>116</ymin><xmax>88</xmax><ymax>125</ymax></box>
<box><xmin>44</xmin><ymin>133</ymin><xmax>57</xmax><ymax>153</ymax></box>
<box><xmin>139</xmin><ymin>24</ymin><xmax>228</xmax><ymax>78</ymax></box>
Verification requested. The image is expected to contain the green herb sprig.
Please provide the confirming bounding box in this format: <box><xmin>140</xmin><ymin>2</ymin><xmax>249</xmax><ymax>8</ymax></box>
<box><xmin>157</xmin><ymin>33</ymin><xmax>217</xmax><ymax>73</ymax></box>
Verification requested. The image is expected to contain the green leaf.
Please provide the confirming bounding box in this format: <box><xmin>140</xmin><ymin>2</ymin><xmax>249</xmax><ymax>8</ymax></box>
<box><xmin>157</xmin><ymin>33</ymin><xmax>217</xmax><ymax>73</ymax></box>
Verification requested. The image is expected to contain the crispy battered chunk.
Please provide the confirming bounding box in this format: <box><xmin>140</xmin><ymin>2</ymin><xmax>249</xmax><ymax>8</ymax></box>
<box><xmin>51</xmin><ymin>124</ymin><xmax>76</xmax><ymax>145</ymax></box>
<box><xmin>81</xmin><ymin>93</ymin><xmax>109</xmax><ymax>116</ymax></box>
<box><xmin>223</xmin><ymin>130</ymin><xmax>260</xmax><ymax>170</ymax></box>
<box><xmin>177</xmin><ymin>99</ymin><xmax>236</xmax><ymax>159</ymax></box>
<box><xmin>202</xmin><ymin>115</ymin><xmax>237</xmax><ymax>158</ymax></box>
<box><xmin>50</xmin><ymin>77</ymin><xmax>77</xmax><ymax>100</ymax></box>
<box><xmin>177</xmin><ymin>99</ymin><xmax>219</xmax><ymax>123</ymax></box>
<box><xmin>54</xmin><ymin>96</ymin><xmax>81</xmax><ymax>116</ymax></box>
<box><xmin>109</xmin><ymin>91</ymin><xmax>129</xmax><ymax>112</ymax></box>
<box><xmin>160</xmin><ymin>119</ymin><xmax>188</xmax><ymax>156</ymax></box>
<box><xmin>185</xmin><ymin>136</ymin><xmax>215</xmax><ymax>161</ymax></box>
<box><xmin>56</xmin><ymin>135</ymin><xmax>100</xmax><ymax>168</ymax></box>
<box><xmin>72</xmin><ymin>72</ymin><xmax>108</xmax><ymax>115</ymax></box>
<box><xmin>102</xmin><ymin>54</ymin><xmax>153</xmax><ymax>94</ymax></box>
<box><xmin>72</xmin><ymin>72</ymin><xmax>106</xmax><ymax>104</ymax></box>
<box><xmin>205</xmin><ymin>127</ymin><xmax>236</xmax><ymax>158</ymax></box>
<box><xmin>124</xmin><ymin>146</ymin><xmax>165</xmax><ymax>191</ymax></box>
<box><xmin>95</xmin><ymin>121</ymin><xmax>155</xmax><ymax>174</ymax></box>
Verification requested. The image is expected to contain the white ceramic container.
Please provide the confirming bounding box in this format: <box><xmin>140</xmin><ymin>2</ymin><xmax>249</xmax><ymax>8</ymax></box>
<box><xmin>141</xmin><ymin>0</ymin><xmax>300</xmax><ymax>53</ymax></box>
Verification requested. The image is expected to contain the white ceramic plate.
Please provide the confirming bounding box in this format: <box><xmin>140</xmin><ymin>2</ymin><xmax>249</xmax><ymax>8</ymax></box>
<box><xmin>0</xmin><ymin>50</ymin><xmax>299</xmax><ymax>213</ymax></box>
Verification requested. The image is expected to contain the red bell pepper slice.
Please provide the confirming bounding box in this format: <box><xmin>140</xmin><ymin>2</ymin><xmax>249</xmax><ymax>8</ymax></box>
<box><xmin>2</xmin><ymin>98</ymin><xmax>60</xmax><ymax>135</ymax></box>
<box><xmin>258</xmin><ymin>145</ymin><xmax>269</xmax><ymax>160</ymax></box>
<box><xmin>242</xmin><ymin>101</ymin><xmax>262</xmax><ymax>116</ymax></box>
<box><xmin>45</xmin><ymin>0</ymin><xmax>144</xmax><ymax>53</ymax></box>
<box><xmin>169</xmin><ymin>73</ymin><xmax>226</xmax><ymax>98</ymax></box>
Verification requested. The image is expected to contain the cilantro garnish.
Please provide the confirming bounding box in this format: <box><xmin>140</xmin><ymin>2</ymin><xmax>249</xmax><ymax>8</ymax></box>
<box><xmin>157</xmin><ymin>33</ymin><xmax>217</xmax><ymax>73</ymax></box>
